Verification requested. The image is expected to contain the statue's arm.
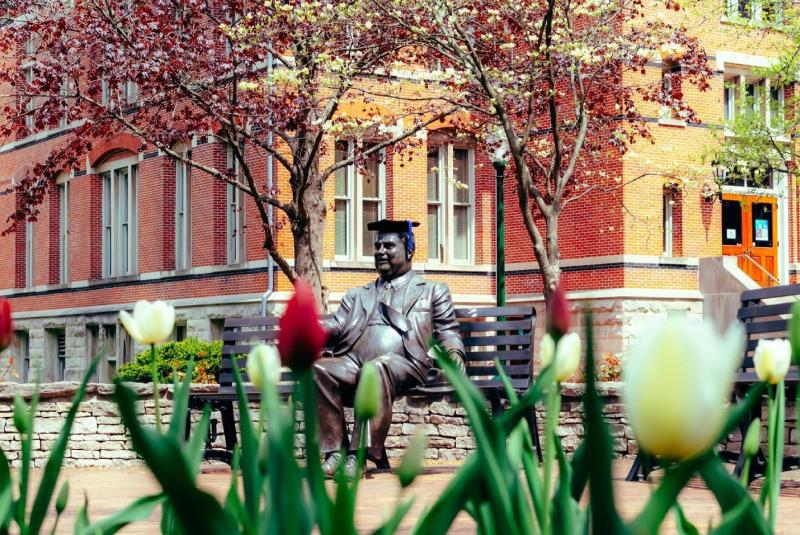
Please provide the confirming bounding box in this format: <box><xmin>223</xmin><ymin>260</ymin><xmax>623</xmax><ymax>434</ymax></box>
<box><xmin>431</xmin><ymin>283</ymin><xmax>466</xmax><ymax>372</ymax></box>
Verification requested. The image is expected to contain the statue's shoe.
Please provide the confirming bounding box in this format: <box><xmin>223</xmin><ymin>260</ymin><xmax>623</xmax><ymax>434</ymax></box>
<box><xmin>343</xmin><ymin>454</ymin><xmax>364</xmax><ymax>480</ymax></box>
<box><xmin>322</xmin><ymin>452</ymin><xmax>343</xmax><ymax>478</ymax></box>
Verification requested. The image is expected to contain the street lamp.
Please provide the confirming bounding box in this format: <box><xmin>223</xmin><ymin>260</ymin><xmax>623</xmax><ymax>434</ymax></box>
<box><xmin>487</xmin><ymin>126</ymin><xmax>510</xmax><ymax>307</ymax></box>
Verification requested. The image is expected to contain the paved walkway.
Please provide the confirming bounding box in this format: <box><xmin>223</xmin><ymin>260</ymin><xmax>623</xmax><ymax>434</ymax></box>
<box><xmin>32</xmin><ymin>460</ymin><xmax>800</xmax><ymax>533</ymax></box>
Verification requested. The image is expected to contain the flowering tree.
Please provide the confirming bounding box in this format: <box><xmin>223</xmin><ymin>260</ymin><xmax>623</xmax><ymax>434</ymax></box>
<box><xmin>381</xmin><ymin>0</ymin><xmax>712</xmax><ymax>296</ymax></box>
<box><xmin>0</xmin><ymin>0</ymin><xmax>452</xmax><ymax>305</ymax></box>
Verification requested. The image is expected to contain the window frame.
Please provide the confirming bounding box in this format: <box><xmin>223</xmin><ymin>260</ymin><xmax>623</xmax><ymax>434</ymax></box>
<box><xmin>226</xmin><ymin>145</ymin><xmax>246</xmax><ymax>265</ymax></box>
<box><xmin>25</xmin><ymin>218</ymin><xmax>34</xmax><ymax>288</ymax></box>
<box><xmin>663</xmin><ymin>191</ymin><xmax>674</xmax><ymax>257</ymax></box>
<box><xmin>57</xmin><ymin>176</ymin><xmax>69</xmax><ymax>284</ymax></box>
<box><xmin>175</xmin><ymin>146</ymin><xmax>192</xmax><ymax>270</ymax></box>
<box><xmin>427</xmin><ymin>143</ymin><xmax>476</xmax><ymax>265</ymax></box>
<box><xmin>723</xmin><ymin>75</ymin><xmax>784</xmax><ymax>135</ymax></box>
<box><xmin>100</xmin><ymin>156</ymin><xmax>139</xmax><ymax>278</ymax></box>
<box><xmin>333</xmin><ymin>140</ymin><xmax>386</xmax><ymax>262</ymax></box>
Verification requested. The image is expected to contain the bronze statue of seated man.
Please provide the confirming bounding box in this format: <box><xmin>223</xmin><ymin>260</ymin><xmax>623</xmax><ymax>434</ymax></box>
<box><xmin>316</xmin><ymin>219</ymin><xmax>465</xmax><ymax>478</ymax></box>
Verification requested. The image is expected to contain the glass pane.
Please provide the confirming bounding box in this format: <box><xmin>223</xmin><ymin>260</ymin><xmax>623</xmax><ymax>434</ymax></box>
<box><xmin>453</xmin><ymin>149</ymin><xmax>470</xmax><ymax>204</ymax></box>
<box><xmin>335</xmin><ymin>141</ymin><xmax>349</xmax><ymax>197</ymax></box>
<box><xmin>362</xmin><ymin>159</ymin><xmax>380</xmax><ymax>198</ymax></box>
<box><xmin>427</xmin><ymin>149</ymin><xmax>439</xmax><ymax>201</ymax></box>
<box><xmin>721</xmin><ymin>200</ymin><xmax>742</xmax><ymax>246</ymax></box>
<box><xmin>453</xmin><ymin>206</ymin><xmax>469</xmax><ymax>261</ymax></box>
<box><xmin>362</xmin><ymin>201</ymin><xmax>380</xmax><ymax>257</ymax></box>
<box><xmin>335</xmin><ymin>199</ymin><xmax>348</xmax><ymax>256</ymax></box>
<box><xmin>752</xmin><ymin>203</ymin><xmax>773</xmax><ymax>247</ymax></box>
<box><xmin>427</xmin><ymin>206</ymin><xmax>440</xmax><ymax>260</ymax></box>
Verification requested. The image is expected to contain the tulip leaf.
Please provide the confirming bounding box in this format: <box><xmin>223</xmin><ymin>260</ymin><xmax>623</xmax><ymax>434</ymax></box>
<box><xmin>698</xmin><ymin>454</ymin><xmax>768</xmax><ymax>534</ymax></box>
<box><xmin>708</xmin><ymin>496</ymin><xmax>762</xmax><ymax>535</ymax></box>
<box><xmin>167</xmin><ymin>359</ymin><xmax>195</xmax><ymax>441</ymax></box>
<box><xmin>0</xmin><ymin>446</ymin><xmax>10</xmax><ymax>533</ymax></box>
<box><xmin>231</xmin><ymin>363</ymin><xmax>262</xmax><ymax>526</ymax></box>
<box><xmin>29</xmin><ymin>356</ymin><xmax>99</xmax><ymax>535</ymax></box>
<box><xmin>581</xmin><ymin>314</ymin><xmax>627</xmax><ymax>534</ymax></box>
<box><xmin>187</xmin><ymin>405</ymin><xmax>211</xmax><ymax>478</ymax></box>
<box><xmin>113</xmin><ymin>380</ymin><xmax>236</xmax><ymax>534</ymax></box>
<box><xmin>433</xmin><ymin>346</ymin><xmax>517</xmax><ymax>533</ymax></box>
<box><xmin>673</xmin><ymin>503</ymin><xmax>700</xmax><ymax>535</ymax></box>
<box><xmin>552</xmin><ymin>436</ymin><xmax>577</xmax><ymax>535</ymax></box>
<box><xmin>412</xmin><ymin>455</ymin><xmax>481</xmax><ymax>535</ymax></box>
<box><xmin>789</xmin><ymin>301</ymin><xmax>800</xmax><ymax>365</ymax></box>
<box><xmin>570</xmin><ymin>441</ymin><xmax>588</xmax><ymax>501</ymax></box>
<box><xmin>77</xmin><ymin>494</ymin><xmax>164</xmax><ymax>535</ymax></box>
<box><xmin>717</xmin><ymin>382</ymin><xmax>766</xmax><ymax>444</ymax></box>
<box><xmin>72</xmin><ymin>494</ymin><xmax>90</xmax><ymax>535</ymax></box>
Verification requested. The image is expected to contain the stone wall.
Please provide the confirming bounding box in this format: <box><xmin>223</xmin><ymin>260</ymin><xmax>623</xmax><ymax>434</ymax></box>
<box><xmin>1</xmin><ymin>382</ymin><xmax>793</xmax><ymax>468</ymax></box>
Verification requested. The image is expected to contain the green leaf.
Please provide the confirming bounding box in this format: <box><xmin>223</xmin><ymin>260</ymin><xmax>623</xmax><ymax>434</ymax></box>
<box><xmin>72</xmin><ymin>494</ymin><xmax>90</xmax><ymax>535</ymax></box>
<box><xmin>581</xmin><ymin>314</ymin><xmax>627</xmax><ymax>534</ymax></box>
<box><xmin>186</xmin><ymin>405</ymin><xmax>212</xmax><ymax>478</ymax></box>
<box><xmin>717</xmin><ymin>382</ymin><xmax>766</xmax><ymax>443</ymax></box>
<box><xmin>114</xmin><ymin>381</ymin><xmax>236</xmax><ymax>534</ymax></box>
<box><xmin>570</xmin><ymin>442</ymin><xmax>588</xmax><ymax>501</ymax></box>
<box><xmin>673</xmin><ymin>503</ymin><xmax>700</xmax><ymax>535</ymax></box>
<box><xmin>167</xmin><ymin>359</ymin><xmax>195</xmax><ymax>440</ymax></box>
<box><xmin>77</xmin><ymin>494</ymin><xmax>164</xmax><ymax>535</ymax></box>
<box><xmin>0</xmin><ymin>446</ymin><xmax>11</xmax><ymax>533</ymax></box>
<box><xmin>412</xmin><ymin>455</ymin><xmax>481</xmax><ymax>535</ymax></box>
<box><xmin>29</xmin><ymin>357</ymin><xmax>99</xmax><ymax>535</ymax></box>
<box><xmin>709</xmin><ymin>496</ymin><xmax>760</xmax><ymax>535</ymax></box>
<box><xmin>231</xmin><ymin>364</ymin><xmax>262</xmax><ymax>527</ymax></box>
<box><xmin>699</xmin><ymin>455</ymin><xmax>768</xmax><ymax>535</ymax></box>
<box><xmin>788</xmin><ymin>301</ymin><xmax>800</xmax><ymax>365</ymax></box>
<box><xmin>55</xmin><ymin>480</ymin><xmax>69</xmax><ymax>514</ymax></box>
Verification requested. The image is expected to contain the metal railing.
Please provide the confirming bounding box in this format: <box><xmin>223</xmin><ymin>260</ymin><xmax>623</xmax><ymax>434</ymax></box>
<box><xmin>738</xmin><ymin>253</ymin><xmax>781</xmax><ymax>288</ymax></box>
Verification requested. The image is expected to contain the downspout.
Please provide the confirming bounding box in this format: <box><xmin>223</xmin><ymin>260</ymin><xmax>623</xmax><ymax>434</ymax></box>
<box><xmin>260</xmin><ymin>51</ymin><xmax>275</xmax><ymax>316</ymax></box>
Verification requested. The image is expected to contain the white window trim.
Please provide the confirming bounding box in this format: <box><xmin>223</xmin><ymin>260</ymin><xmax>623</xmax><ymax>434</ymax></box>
<box><xmin>25</xmin><ymin>219</ymin><xmax>34</xmax><ymax>288</ymax></box>
<box><xmin>226</xmin><ymin>146</ymin><xmax>246</xmax><ymax>265</ymax></box>
<box><xmin>57</xmin><ymin>176</ymin><xmax>69</xmax><ymax>284</ymax></box>
<box><xmin>333</xmin><ymin>140</ymin><xmax>386</xmax><ymax>262</ymax></box>
<box><xmin>663</xmin><ymin>192</ymin><xmax>673</xmax><ymax>257</ymax></box>
<box><xmin>175</xmin><ymin>146</ymin><xmax>192</xmax><ymax>270</ymax></box>
<box><xmin>99</xmin><ymin>156</ymin><xmax>139</xmax><ymax>278</ymax></box>
<box><xmin>427</xmin><ymin>144</ymin><xmax>475</xmax><ymax>266</ymax></box>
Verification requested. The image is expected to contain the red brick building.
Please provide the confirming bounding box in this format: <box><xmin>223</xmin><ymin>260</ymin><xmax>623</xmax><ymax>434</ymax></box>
<box><xmin>1</xmin><ymin>3</ymin><xmax>798</xmax><ymax>383</ymax></box>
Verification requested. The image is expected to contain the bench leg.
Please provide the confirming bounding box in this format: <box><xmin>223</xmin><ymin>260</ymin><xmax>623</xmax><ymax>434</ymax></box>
<box><xmin>220</xmin><ymin>400</ymin><xmax>238</xmax><ymax>457</ymax></box>
<box><xmin>626</xmin><ymin>454</ymin><xmax>644</xmax><ymax>482</ymax></box>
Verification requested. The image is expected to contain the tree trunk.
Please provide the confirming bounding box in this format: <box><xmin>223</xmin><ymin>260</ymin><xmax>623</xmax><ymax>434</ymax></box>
<box><xmin>541</xmin><ymin>208</ymin><xmax>561</xmax><ymax>300</ymax></box>
<box><xmin>292</xmin><ymin>174</ymin><xmax>329</xmax><ymax>311</ymax></box>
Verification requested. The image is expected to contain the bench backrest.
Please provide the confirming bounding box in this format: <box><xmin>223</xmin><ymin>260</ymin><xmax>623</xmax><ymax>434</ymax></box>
<box><xmin>216</xmin><ymin>305</ymin><xmax>536</xmax><ymax>394</ymax></box>
<box><xmin>737</xmin><ymin>283</ymin><xmax>800</xmax><ymax>371</ymax></box>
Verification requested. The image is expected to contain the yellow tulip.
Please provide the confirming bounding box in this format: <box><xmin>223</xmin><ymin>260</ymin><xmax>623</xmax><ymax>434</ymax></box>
<box><xmin>119</xmin><ymin>300</ymin><xmax>175</xmax><ymax>345</ymax></box>
<box><xmin>623</xmin><ymin>316</ymin><xmax>742</xmax><ymax>460</ymax></box>
<box><xmin>247</xmin><ymin>344</ymin><xmax>281</xmax><ymax>390</ymax></box>
<box><xmin>540</xmin><ymin>332</ymin><xmax>581</xmax><ymax>382</ymax></box>
<box><xmin>753</xmin><ymin>339</ymin><xmax>791</xmax><ymax>384</ymax></box>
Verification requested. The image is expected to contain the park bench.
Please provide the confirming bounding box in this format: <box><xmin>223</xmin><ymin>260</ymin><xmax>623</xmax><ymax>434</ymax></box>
<box><xmin>626</xmin><ymin>283</ymin><xmax>800</xmax><ymax>482</ymax></box>
<box><xmin>187</xmin><ymin>305</ymin><xmax>540</xmax><ymax>469</ymax></box>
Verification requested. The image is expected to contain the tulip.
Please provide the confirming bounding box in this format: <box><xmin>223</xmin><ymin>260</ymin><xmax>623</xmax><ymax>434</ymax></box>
<box><xmin>247</xmin><ymin>344</ymin><xmax>281</xmax><ymax>390</ymax></box>
<box><xmin>397</xmin><ymin>427</ymin><xmax>428</xmax><ymax>488</ymax></box>
<box><xmin>743</xmin><ymin>417</ymin><xmax>762</xmax><ymax>458</ymax></box>
<box><xmin>545</xmin><ymin>285</ymin><xmax>570</xmax><ymax>339</ymax></box>
<box><xmin>540</xmin><ymin>332</ymin><xmax>581</xmax><ymax>382</ymax></box>
<box><xmin>278</xmin><ymin>279</ymin><xmax>327</xmax><ymax>370</ymax></box>
<box><xmin>623</xmin><ymin>315</ymin><xmax>742</xmax><ymax>460</ymax></box>
<box><xmin>119</xmin><ymin>300</ymin><xmax>176</xmax><ymax>345</ymax></box>
<box><xmin>354</xmin><ymin>361</ymin><xmax>381</xmax><ymax>421</ymax></box>
<box><xmin>789</xmin><ymin>302</ymin><xmax>800</xmax><ymax>365</ymax></box>
<box><xmin>754</xmin><ymin>338</ymin><xmax>791</xmax><ymax>384</ymax></box>
<box><xmin>0</xmin><ymin>298</ymin><xmax>12</xmax><ymax>352</ymax></box>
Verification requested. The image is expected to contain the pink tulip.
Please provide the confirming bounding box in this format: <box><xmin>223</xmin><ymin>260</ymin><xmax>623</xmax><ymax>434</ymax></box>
<box><xmin>278</xmin><ymin>280</ymin><xmax>327</xmax><ymax>370</ymax></box>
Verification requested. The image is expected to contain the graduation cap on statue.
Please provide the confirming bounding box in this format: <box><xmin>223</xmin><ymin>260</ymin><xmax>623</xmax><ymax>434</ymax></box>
<box><xmin>367</xmin><ymin>219</ymin><xmax>420</xmax><ymax>254</ymax></box>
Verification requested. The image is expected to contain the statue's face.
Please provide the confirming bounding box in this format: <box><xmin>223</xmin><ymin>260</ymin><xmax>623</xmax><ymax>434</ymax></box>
<box><xmin>374</xmin><ymin>233</ymin><xmax>411</xmax><ymax>280</ymax></box>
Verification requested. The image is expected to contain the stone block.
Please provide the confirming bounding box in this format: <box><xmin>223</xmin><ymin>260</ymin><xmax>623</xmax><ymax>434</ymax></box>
<box><xmin>402</xmin><ymin>423</ymin><xmax>436</xmax><ymax>436</ymax></box>
<box><xmin>100</xmin><ymin>449</ymin><xmax>139</xmax><ymax>460</ymax></box>
<box><xmin>428</xmin><ymin>400</ymin><xmax>456</xmax><ymax>416</ymax></box>
<box><xmin>438</xmin><ymin>424</ymin><xmax>468</xmax><ymax>438</ymax></box>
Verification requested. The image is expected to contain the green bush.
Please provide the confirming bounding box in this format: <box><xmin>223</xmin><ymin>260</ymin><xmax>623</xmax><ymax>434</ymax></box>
<box><xmin>117</xmin><ymin>338</ymin><xmax>222</xmax><ymax>384</ymax></box>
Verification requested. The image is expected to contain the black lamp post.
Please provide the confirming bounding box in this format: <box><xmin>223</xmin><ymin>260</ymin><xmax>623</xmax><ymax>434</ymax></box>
<box><xmin>487</xmin><ymin>127</ymin><xmax>510</xmax><ymax>307</ymax></box>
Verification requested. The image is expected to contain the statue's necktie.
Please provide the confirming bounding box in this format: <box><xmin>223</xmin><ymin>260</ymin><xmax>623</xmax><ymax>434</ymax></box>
<box><xmin>380</xmin><ymin>282</ymin><xmax>394</xmax><ymax>307</ymax></box>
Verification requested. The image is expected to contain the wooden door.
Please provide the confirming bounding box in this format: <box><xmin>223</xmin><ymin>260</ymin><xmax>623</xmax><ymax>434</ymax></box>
<box><xmin>721</xmin><ymin>194</ymin><xmax>779</xmax><ymax>287</ymax></box>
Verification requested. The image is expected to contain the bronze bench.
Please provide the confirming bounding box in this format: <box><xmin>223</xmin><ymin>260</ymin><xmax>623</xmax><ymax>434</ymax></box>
<box><xmin>187</xmin><ymin>305</ymin><xmax>540</xmax><ymax>468</ymax></box>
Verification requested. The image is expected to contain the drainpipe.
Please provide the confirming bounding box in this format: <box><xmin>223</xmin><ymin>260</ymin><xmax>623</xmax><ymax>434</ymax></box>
<box><xmin>260</xmin><ymin>52</ymin><xmax>275</xmax><ymax>316</ymax></box>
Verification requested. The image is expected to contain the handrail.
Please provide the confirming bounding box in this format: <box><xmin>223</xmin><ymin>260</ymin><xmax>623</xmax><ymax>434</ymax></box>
<box><xmin>738</xmin><ymin>253</ymin><xmax>782</xmax><ymax>289</ymax></box>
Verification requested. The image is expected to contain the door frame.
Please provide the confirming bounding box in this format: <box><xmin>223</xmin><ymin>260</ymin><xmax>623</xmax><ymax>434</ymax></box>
<box><xmin>722</xmin><ymin>172</ymin><xmax>788</xmax><ymax>284</ymax></box>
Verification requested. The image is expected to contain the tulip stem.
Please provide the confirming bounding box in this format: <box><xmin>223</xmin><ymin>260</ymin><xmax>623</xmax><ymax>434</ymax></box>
<box><xmin>542</xmin><ymin>382</ymin><xmax>560</xmax><ymax>535</ymax></box>
<box><xmin>150</xmin><ymin>344</ymin><xmax>161</xmax><ymax>433</ymax></box>
<box><xmin>767</xmin><ymin>382</ymin><xmax>784</xmax><ymax>531</ymax></box>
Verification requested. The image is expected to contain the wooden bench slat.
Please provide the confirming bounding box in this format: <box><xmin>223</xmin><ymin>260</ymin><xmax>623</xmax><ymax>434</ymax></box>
<box><xmin>743</xmin><ymin>319</ymin><xmax>788</xmax><ymax>335</ymax></box>
<box><xmin>737</xmin><ymin>302</ymin><xmax>793</xmax><ymax>320</ymax></box>
<box><xmin>740</xmin><ymin>284</ymin><xmax>800</xmax><ymax>301</ymax></box>
<box><xmin>222</xmin><ymin>344</ymin><xmax>275</xmax><ymax>355</ymax></box>
<box><xmin>462</xmin><ymin>334</ymin><xmax>531</xmax><ymax>346</ymax></box>
<box><xmin>464</xmin><ymin>349</ymin><xmax>531</xmax><ymax>361</ymax></box>
<box><xmin>455</xmin><ymin>306</ymin><xmax>533</xmax><ymax>318</ymax></box>
<box><xmin>223</xmin><ymin>317</ymin><xmax>281</xmax><ymax>328</ymax></box>
<box><xmin>458</xmin><ymin>319</ymin><xmax>532</xmax><ymax>332</ymax></box>
<box><xmin>222</xmin><ymin>329</ymin><xmax>279</xmax><ymax>342</ymax></box>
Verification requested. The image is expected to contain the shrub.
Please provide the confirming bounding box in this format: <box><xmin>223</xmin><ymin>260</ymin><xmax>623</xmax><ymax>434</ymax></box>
<box><xmin>117</xmin><ymin>338</ymin><xmax>222</xmax><ymax>384</ymax></box>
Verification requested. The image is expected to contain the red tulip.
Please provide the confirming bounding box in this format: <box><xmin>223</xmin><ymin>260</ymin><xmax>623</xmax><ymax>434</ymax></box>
<box><xmin>0</xmin><ymin>298</ymin><xmax>12</xmax><ymax>352</ymax></box>
<box><xmin>546</xmin><ymin>284</ymin><xmax>570</xmax><ymax>339</ymax></box>
<box><xmin>278</xmin><ymin>279</ymin><xmax>327</xmax><ymax>370</ymax></box>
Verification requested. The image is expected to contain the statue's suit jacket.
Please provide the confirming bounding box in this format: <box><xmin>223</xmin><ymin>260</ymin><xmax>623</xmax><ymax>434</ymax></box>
<box><xmin>322</xmin><ymin>274</ymin><xmax>465</xmax><ymax>374</ymax></box>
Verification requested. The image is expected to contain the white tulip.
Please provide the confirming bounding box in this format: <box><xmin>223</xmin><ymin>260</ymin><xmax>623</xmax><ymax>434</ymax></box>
<box><xmin>119</xmin><ymin>300</ymin><xmax>176</xmax><ymax>345</ymax></box>
<box><xmin>623</xmin><ymin>316</ymin><xmax>742</xmax><ymax>460</ymax></box>
<box><xmin>247</xmin><ymin>344</ymin><xmax>281</xmax><ymax>390</ymax></box>
<box><xmin>753</xmin><ymin>338</ymin><xmax>791</xmax><ymax>384</ymax></box>
<box><xmin>540</xmin><ymin>332</ymin><xmax>581</xmax><ymax>382</ymax></box>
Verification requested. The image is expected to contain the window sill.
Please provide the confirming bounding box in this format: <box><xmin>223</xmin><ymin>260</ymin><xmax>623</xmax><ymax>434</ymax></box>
<box><xmin>720</xmin><ymin>15</ymin><xmax>787</xmax><ymax>32</ymax></box>
<box><xmin>658</xmin><ymin>117</ymin><xmax>686</xmax><ymax>128</ymax></box>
